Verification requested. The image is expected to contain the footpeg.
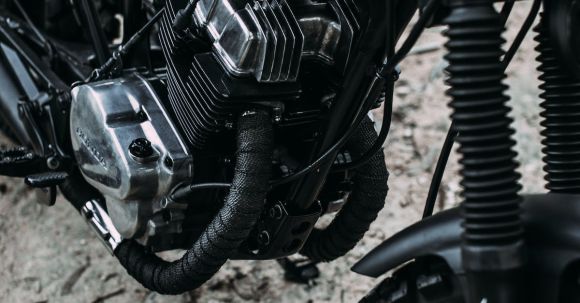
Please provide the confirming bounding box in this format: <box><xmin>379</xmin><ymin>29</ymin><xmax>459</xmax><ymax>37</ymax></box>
<box><xmin>0</xmin><ymin>146</ymin><xmax>46</xmax><ymax>177</ymax></box>
<box><xmin>25</xmin><ymin>171</ymin><xmax>68</xmax><ymax>188</ymax></box>
<box><xmin>24</xmin><ymin>172</ymin><xmax>68</xmax><ymax>206</ymax></box>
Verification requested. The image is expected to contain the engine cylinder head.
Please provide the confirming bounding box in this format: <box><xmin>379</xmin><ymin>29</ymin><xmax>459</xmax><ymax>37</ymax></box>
<box><xmin>159</xmin><ymin>0</ymin><xmax>363</xmax><ymax>150</ymax></box>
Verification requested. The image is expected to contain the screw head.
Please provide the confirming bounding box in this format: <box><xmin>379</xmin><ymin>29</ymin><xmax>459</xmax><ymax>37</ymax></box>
<box><xmin>129</xmin><ymin>138</ymin><xmax>153</xmax><ymax>158</ymax></box>
<box><xmin>258</xmin><ymin>230</ymin><xmax>271</xmax><ymax>246</ymax></box>
<box><xmin>46</xmin><ymin>156</ymin><xmax>60</xmax><ymax>170</ymax></box>
<box><xmin>164</xmin><ymin>156</ymin><xmax>174</xmax><ymax>169</ymax></box>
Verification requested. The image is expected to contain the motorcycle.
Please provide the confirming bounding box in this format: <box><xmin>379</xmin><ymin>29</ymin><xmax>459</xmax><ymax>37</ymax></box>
<box><xmin>0</xmin><ymin>0</ymin><xmax>578</xmax><ymax>302</ymax></box>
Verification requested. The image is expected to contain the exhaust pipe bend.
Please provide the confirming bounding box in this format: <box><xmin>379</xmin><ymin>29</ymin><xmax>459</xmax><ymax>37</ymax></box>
<box><xmin>114</xmin><ymin>110</ymin><xmax>273</xmax><ymax>294</ymax></box>
<box><xmin>301</xmin><ymin>117</ymin><xmax>389</xmax><ymax>262</ymax></box>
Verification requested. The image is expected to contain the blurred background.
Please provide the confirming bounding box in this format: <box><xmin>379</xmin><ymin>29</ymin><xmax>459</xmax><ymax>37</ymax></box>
<box><xmin>0</xmin><ymin>2</ymin><xmax>545</xmax><ymax>302</ymax></box>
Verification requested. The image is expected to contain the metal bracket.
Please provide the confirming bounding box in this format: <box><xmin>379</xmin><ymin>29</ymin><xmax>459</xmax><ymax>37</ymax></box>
<box><xmin>277</xmin><ymin>258</ymin><xmax>320</xmax><ymax>285</ymax></box>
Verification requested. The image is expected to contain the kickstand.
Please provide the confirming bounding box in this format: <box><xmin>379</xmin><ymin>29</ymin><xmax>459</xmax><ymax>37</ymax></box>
<box><xmin>277</xmin><ymin>257</ymin><xmax>320</xmax><ymax>285</ymax></box>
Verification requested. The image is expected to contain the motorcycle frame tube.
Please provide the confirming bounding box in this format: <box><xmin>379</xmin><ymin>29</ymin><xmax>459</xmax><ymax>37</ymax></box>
<box><xmin>0</xmin><ymin>55</ymin><xmax>31</xmax><ymax>144</ymax></box>
<box><xmin>0</xmin><ymin>16</ymin><xmax>75</xmax><ymax>152</ymax></box>
<box><xmin>70</xmin><ymin>0</ymin><xmax>112</xmax><ymax>66</ymax></box>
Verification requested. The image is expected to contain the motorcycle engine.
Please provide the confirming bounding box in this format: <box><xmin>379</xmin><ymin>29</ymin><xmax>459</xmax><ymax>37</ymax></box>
<box><xmin>71</xmin><ymin>0</ymin><xmax>365</xmax><ymax>252</ymax></box>
<box><xmin>161</xmin><ymin>0</ymin><xmax>361</xmax><ymax>149</ymax></box>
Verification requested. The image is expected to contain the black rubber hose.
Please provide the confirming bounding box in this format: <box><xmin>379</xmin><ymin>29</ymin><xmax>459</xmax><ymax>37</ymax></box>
<box><xmin>114</xmin><ymin>110</ymin><xmax>273</xmax><ymax>294</ymax></box>
<box><xmin>300</xmin><ymin>117</ymin><xmax>389</xmax><ymax>262</ymax></box>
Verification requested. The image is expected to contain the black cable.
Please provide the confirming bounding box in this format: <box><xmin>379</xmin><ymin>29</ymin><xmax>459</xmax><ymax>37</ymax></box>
<box><xmin>502</xmin><ymin>0</ymin><xmax>541</xmax><ymax>69</ymax></box>
<box><xmin>270</xmin><ymin>0</ymin><xmax>440</xmax><ymax>186</ymax></box>
<box><xmin>86</xmin><ymin>7</ymin><xmax>166</xmax><ymax>82</ymax></box>
<box><xmin>422</xmin><ymin>122</ymin><xmax>456</xmax><ymax>218</ymax></box>
<box><xmin>172</xmin><ymin>0</ymin><xmax>199</xmax><ymax>32</ymax></box>
<box><xmin>333</xmin><ymin>82</ymin><xmax>394</xmax><ymax>172</ymax></box>
<box><xmin>500</xmin><ymin>0</ymin><xmax>516</xmax><ymax>24</ymax></box>
<box><xmin>13</xmin><ymin>0</ymin><xmax>53</xmax><ymax>58</ymax></box>
<box><xmin>270</xmin><ymin>80</ymin><xmax>380</xmax><ymax>186</ymax></box>
<box><xmin>378</xmin><ymin>0</ymin><xmax>440</xmax><ymax>78</ymax></box>
<box><xmin>332</xmin><ymin>0</ymin><xmax>439</xmax><ymax>172</ymax></box>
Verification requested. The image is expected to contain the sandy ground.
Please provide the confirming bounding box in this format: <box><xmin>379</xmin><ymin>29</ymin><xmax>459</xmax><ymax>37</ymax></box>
<box><xmin>0</xmin><ymin>3</ymin><xmax>547</xmax><ymax>303</ymax></box>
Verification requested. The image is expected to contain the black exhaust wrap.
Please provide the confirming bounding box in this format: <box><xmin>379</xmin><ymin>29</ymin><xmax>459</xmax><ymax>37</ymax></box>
<box><xmin>301</xmin><ymin>117</ymin><xmax>389</xmax><ymax>262</ymax></box>
<box><xmin>114</xmin><ymin>110</ymin><xmax>273</xmax><ymax>294</ymax></box>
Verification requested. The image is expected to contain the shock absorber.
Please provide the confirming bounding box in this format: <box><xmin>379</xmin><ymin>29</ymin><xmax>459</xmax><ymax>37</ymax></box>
<box><xmin>443</xmin><ymin>1</ymin><xmax>524</xmax><ymax>301</ymax></box>
<box><xmin>535</xmin><ymin>16</ymin><xmax>580</xmax><ymax>193</ymax></box>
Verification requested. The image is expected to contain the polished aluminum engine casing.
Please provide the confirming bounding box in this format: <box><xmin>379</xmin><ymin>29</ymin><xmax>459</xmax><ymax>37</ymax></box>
<box><xmin>70</xmin><ymin>74</ymin><xmax>192</xmax><ymax>242</ymax></box>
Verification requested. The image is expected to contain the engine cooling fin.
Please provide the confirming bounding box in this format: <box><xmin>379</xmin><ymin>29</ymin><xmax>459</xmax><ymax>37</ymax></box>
<box><xmin>159</xmin><ymin>0</ymin><xmax>301</xmax><ymax>150</ymax></box>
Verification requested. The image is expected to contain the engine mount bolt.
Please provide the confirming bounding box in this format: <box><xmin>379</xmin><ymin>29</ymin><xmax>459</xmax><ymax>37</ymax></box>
<box><xmin>129</xmin><ymin>138</ymin><xmax>154</xmax><ymax>158</ymax></box>
<box><xmin>273</xmin><ymin>107</ymin><xmax>283</xmax><ymax>123</ymax></box>
<box><xmin>269</xmin><ymin>204</ymin><xmax>284</xmax><ymax>220</ymax></box>
<box><xmin>164</xmin><ymin>156</ymin><xmax>174</xmax><ymax>169</ymax></box>
<box><xmin>258</xmin><ymin>230</ymin><xmax>271</xmax><ymax>246</ymax></box>
<box><xmin>46</xmin><ymin>156</ymin><xmax>60</xmax><ymax>170</ymax></box>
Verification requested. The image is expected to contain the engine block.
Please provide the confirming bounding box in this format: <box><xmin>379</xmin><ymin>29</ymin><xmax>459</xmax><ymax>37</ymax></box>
<box><xmin>160</xmin><ymin>0</ymin><xmax>363</xmax><ymax>150</ymax></box>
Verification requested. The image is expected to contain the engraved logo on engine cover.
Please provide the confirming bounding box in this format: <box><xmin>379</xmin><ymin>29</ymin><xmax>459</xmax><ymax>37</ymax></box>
<box><xmin>76</xmin><ymin>127</ymin><xmax>107</xmax><ymax>168</ymax></box>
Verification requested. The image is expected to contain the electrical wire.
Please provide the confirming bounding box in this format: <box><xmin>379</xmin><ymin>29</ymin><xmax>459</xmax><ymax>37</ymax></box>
<box><xmin>500</xmin><ymin>0</ymin><xmax>516</xmax><ymax>24</ymax></box>
<box><xmin>270</xmin><ymin>80</ymin><xmax>381</xmax><ymax>186</ymax></box>
<box><xmin>86</xmin><ymin>7</ymin><xmax>166</xmax><ymax>82</ymax></box>
<box><xmin>502</xmin><ymin>0</ymin><xmax>542</xmax><ymax>70</ymax></box>
<box><xmin>378</xmin><ymin>0</ymin><xmax>440</xmax><ymax>78</ymax></box>
<box><xmin>332</xmin><ymin>82</ymin><xmax>394</xmax><ymax>172</ymax></box>
<box><xmin>422</xmin><ymin>123</ymin><xmax>456</xmax><ymax>218</ymax></box>
<box><xmin>332</xmin><ymin>0</ymin><xmax>440</xmax><ymax>172</ymax></box>
<box><xmin>269</xmin><ymin>0</ymin><xmax>440</xmax><ymax>186</ymax></box>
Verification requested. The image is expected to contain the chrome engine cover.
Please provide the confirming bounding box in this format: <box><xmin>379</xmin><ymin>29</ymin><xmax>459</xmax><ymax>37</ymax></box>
<box><xmin>70</xmin><ymin>74</ymin><xmax>192</xmax><ymax>242</ymax></box>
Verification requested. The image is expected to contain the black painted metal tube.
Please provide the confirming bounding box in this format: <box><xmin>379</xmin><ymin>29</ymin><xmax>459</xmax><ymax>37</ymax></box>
<box><xmin>0</xmin><ymin>58</ymin><xmax>30</xmax><ymax>144</ymax></box>
<box><xmin>122</xmin><ymin>0</ymin><xmax>151</xmax><ymax>70</ymax></box>
<box><xmin>72</xmin><ymin>0</ymin><xmax>111</xmax><ymax>66</ymax></box>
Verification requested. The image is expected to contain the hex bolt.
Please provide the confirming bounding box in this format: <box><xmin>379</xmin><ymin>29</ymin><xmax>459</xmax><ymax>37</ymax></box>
<box><xmin>272</xmin><ymin>107</ymin><xmax>283</xmax><ymax>123</ymax></box>
<box><xmin>258</xmin><ymin>230</ymin><xmax>271</xmax><ymax>247</ymax></box>
<box><xmin>46</xmin><ymin>156</ymin><xmax>60</xmax><ymax>170</ymax></box>
<box><xmin>129</xmin><ymin>138</ymin><xmax>154</xmax><ymax>158</ymax></box>
<box><xmin>269</xmin><ymin>204</ymin><xmax>284</xmax><ymax>220</ymax></box>
<box><xmin>164</xmin><ymin>156</ymin><xmax>174</xmax><ymax>169</ymax></box>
